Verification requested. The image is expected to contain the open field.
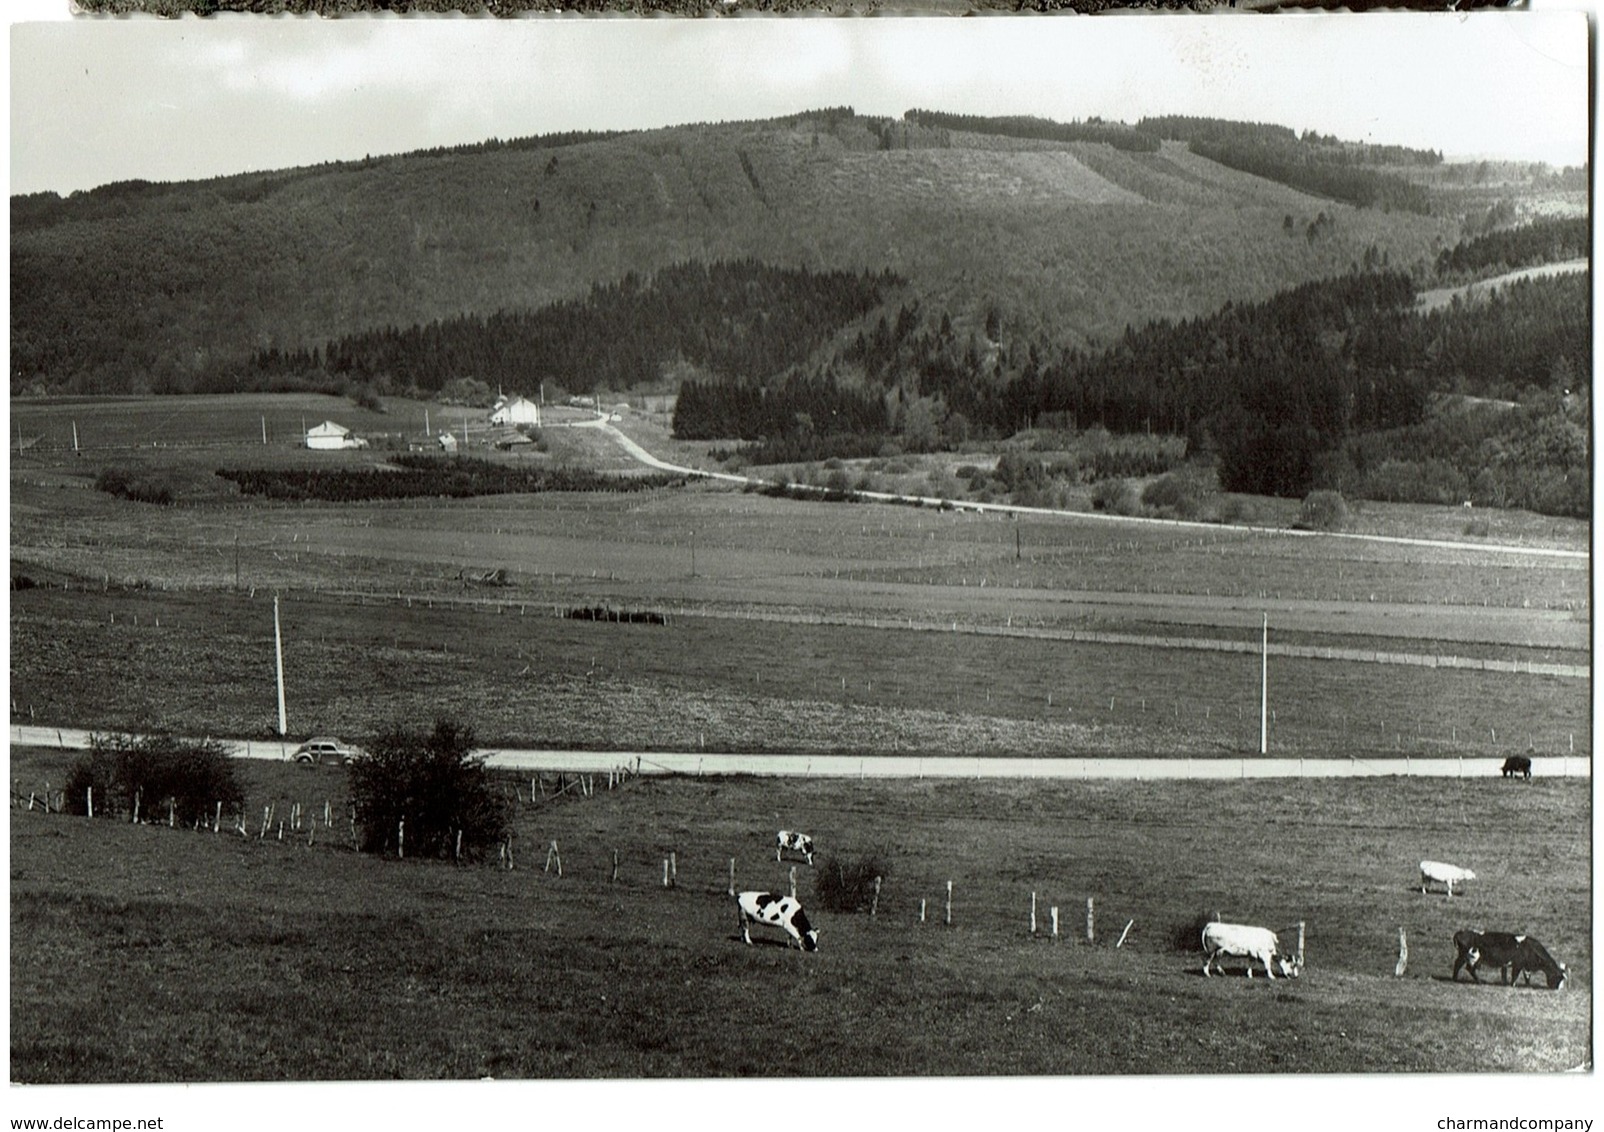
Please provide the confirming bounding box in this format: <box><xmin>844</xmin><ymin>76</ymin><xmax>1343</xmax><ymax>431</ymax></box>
<box><xmin>9</xmin><ymin>747</ymin><xmax>1590</xmax><ymax>1081</ymax></box>
<box><xmin>9</xmin><ymin>392</ymin><xmax>1591</xmax><ymax>1091</ymax></box>
<box><xmin>10</xmin><ymin>393</ymin><xmax>1590</xmax><ymax>759</ymax></box>
<box><xmin>9</xmin><ymin>584</ymin><xmax>1589</xmax><ymax>758</ymax></box>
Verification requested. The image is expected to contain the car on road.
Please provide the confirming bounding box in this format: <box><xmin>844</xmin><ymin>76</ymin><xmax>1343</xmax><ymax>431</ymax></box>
<box><xmin>291</xmin><ymin>737</ymin><xmax>362</xmax><ymax>766</ymax></box>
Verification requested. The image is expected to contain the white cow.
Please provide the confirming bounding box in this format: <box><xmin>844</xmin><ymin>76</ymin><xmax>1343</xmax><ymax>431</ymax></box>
<box><xmin>736</xmin><ymin>891</ymin><xmax>819</xmax><ymax>952</ymax></box>
<box><xmin>776</xmin><ymin>830</ymin><xmax>815</xmax><ymax>865</ymax></box>
<box><xmin>1201</xmin><ymin>921</ymin><xmax>1297</xmax><ymax>980</ymax></box>
<box><xmin>1419</xmin><ymin>860</ymin><xmax>1476</xmax><ymax>897</ymax></box>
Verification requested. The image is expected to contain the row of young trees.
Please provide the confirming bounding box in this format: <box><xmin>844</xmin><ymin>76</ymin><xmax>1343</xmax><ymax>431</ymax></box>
<box><xmin>214</xmin><ymin>458</ymin><xmax>680</xmax><ymax>503</ymax></box>
<box><xmin>901</xmin><ymin>109</ymin><xmax>1160</xmax><ymax>152</ymax></box>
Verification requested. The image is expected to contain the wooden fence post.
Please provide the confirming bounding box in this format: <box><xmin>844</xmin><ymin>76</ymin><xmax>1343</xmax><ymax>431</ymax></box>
<box><xmin>871</xmin><ymin>876</ymin><xmax>882</xmax><ymax>917</ymax></box>
<box><xmin>919</xmin><ymin>898</ymin><xmax>927</xmax><ymax>924</ymax></box>
<box><xmin>1086</xmin><ymin>897</ymin><xmax>1095</xmax><ymax>944</ymax></box>
<box><xmin>86</xmin><ymin>786</ymin><xmax>93</xmax><ymax>819</ymax></box>
<box><xmin>131</xmin><ymin>788</ymin><xmax>140</xmax><ymax>825</ymax></box>
<box><xmin>397</xmin><ymin>817</ymin><xmax>404</xmax><ymax>859</ymax></box>
<box><xmin>1395</xmin><ymin>927</ymin><xmax>1408</xmax><ymax>977</ymax></box>
<box><xmin>789</xmin><ymin>865</ymin><xmax>797</xmax><ymax>900</ymax></box>
<box><xmin>728</xmin><ymin>858</ymin><xmax>736</xmax><ymax>897</ymax></box>
<box><xmin>214</xmin><ymin>801</ymin><xmax>223</xmax><ymax>833</ymax></box>
<box><xmin>611</xmin><ymin>849</ymin><xmax>620</xmax><ymax>883</ymax></box>
<box><xmin>1030</xmin><ymin>891</ymin><xmax>1037</xmax><ymax>935</ymax></box>
<box><xmin>1051</xmin><ymin>906</ymin><xmax>1060</xmax><ymax>940</ymax></box>
<box><xmin>168</xmin><ymin>798</ymin><xmax>176</xmax><ymax>829</ymax></box>
<box><xmin>455</xmin><ymin>830</ymin><xmax>463</xmax><ymax>863</ymax></box>
<box><xmin>945</xmin><ymin>880</ymin><xmax>953</xmax><ymax>926</ymax></box>
<box><xmin>1297</xmin><ymin>921</ymin><xmax>1306</xmax><ymax>970</ymax></box>
<box><xmin>1116</xmin><ymin>919</ymin><xmax>1135</xmax><ymax>949</ymax></box>
<box><xmin>670</xmin><ymin>851</ymin><xmax>677</xmax><ymax>886</ymax></box>
<box><xmin>663</xmin><ymin>858</ymin><xmax>670</xmax><ymax>888</ymax></box>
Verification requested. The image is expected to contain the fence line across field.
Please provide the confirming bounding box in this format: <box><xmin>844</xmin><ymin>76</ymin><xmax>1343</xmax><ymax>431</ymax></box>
<box><xmin>10</xmin><ymin>727</ymin><xmax>1590</xmax><ymax>779</ymax></box>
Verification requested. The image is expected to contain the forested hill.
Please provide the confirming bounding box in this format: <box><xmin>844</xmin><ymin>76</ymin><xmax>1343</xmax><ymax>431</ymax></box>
<box><xmin>15</xmin><ymin>106</ymin><xmax>1526</xmax><ymax>397</ymax></box>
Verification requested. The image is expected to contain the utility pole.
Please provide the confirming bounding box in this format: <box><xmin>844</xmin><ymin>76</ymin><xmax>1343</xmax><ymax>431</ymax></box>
<box><xmin>1260</xmin><ymin>612</ymin><xmax>1269</xmax><ymax>755</ymax></box>
<box><xmin>274</xmin><ymin>594</ymin><xmax>288</xmax><ymax>738</ymax></box>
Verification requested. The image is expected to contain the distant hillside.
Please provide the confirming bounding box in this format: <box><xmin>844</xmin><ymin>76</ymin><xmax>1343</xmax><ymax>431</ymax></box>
<box><xmin>13</xmin><ymin>107</ymin><xmax>1500</xmax><ymax>396</ymax></box>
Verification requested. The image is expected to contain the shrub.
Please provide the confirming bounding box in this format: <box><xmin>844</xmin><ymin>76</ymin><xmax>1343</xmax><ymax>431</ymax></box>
<box><xmin>1297</xmin><ymin>490</ymin><xmax>1349</xmax><ymax>531</ymax></box>
<box><xmin>348</xmin><ymin>718</ymin><xmax>510</xmax><ymax>861</ymax></box>
<box><xmin>1141</xmin><ymin>473</ymin><xmax>1205</xmax><ymax>520</ymax></box>
<box><xmin>1216</xmin><ymin>495</ymin><xmax>1258</xmax><ymax>525</ymax></box>
<box><xmin>1091</xmin><ymin>478</ymin><xmax>1139</xmax><ymax>515</ymax></box>
<box><xmin>812</xmin><ymin>851</ymin><xmax>891</xmax><ymax>913</ymax></box>
<box><xmin>64</xmin><ymin>733</ymin><xmax>244</xmax><ymax>825</ymax></box>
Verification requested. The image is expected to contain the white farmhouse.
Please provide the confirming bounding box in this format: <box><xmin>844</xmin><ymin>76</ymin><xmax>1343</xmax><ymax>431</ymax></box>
<box><xmin>489</xmin><ymin>396</ymin><xmax>541</xmax><ymax>427</ymax></box>
<box><xmin>304</xmin><ymin>420</ymin><xmax>368</xmax><ymax>450</ymax></box>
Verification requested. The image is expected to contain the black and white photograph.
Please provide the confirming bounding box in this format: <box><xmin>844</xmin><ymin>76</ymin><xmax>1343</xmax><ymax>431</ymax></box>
<box><xmin>7</xmin><ymin>5</ymin><xmax>1593</xmax><ymax>1127</ymax></box>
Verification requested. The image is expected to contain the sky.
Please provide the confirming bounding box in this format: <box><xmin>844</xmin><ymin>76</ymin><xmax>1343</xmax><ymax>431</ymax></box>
<box><xmin>7</xmin><ymin>5</ymin><xmax>1594</xmax><ymax>196</ymax></box>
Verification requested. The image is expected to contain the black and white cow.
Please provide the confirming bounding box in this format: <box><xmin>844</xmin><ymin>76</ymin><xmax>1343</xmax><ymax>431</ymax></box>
<box><xmin>1201</xmin><ymin>921</ymin><xmax>1298</xmax><ymax>980</ymax></box>
<box><xmin>736</xmin><ymin>890</ymin><xmax>819</xmax><ymax>951</ymax></box>
<box><xmin>1453</xmin><ymin>930</ymin><xmax>1566</xmax><ymax>989</ymax></box>
<box><xmin>776</xmin><ymin>830</ymin><xmax>815</xmax><ymax>865</ymax></box>
<box><xmin>1501</xmin><ymin>755</ymin><xmax>1533</xmax><ymax>780</ymax></box>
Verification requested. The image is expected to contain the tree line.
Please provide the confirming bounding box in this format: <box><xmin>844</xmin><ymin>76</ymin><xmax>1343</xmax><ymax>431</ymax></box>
<box><xmin>901</xmin><ymin>109</ymin><xmax>1160</xmax><ymax>152</ymax></box>
<box><xmin>249</xmin><ymin>259</ymin><xmax>899</xmax><ymax>396</ymax></box>
<box><xmin>214</xmin><ymin>458</ymin><xmax>682</xmax><ymax>503</ymax></box>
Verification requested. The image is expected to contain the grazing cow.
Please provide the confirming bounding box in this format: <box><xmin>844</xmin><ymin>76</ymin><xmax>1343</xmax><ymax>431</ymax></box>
<box><xmin>1453</xmin><ymin>930</ymin><xmax>1567</xmax><ymax>989</ymax></box>
<box><xmin>1501</xmin><ymin>755</ymin><xmax>1533</xmax><ymax>780</ymax></box>
<box><xmin>1201</xmin><ymin>921</ymin><xmax>1298</xmax><ymax>980</ymax></box>
<box><xmin>736</xmin><ymin>890</ymin><xmax>819</xmax><ymax>952</ymax></box>
<box><xmin>776</xmin><ymin>830</ymin><xmax>815</xmax><ymax>865</ymax></box>
<box><xmin>1513</xmin><ymin>936</ymin><xmax>1568</xmax><ymax>989</ymax></box>
<box><xmin>1419</xmin><ymin>860</ymin><xmax>1476</xmax><ymax>897</ymax></box>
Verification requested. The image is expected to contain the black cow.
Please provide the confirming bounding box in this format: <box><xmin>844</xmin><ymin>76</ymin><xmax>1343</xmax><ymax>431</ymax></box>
<box><xmin>1512</xmin><ymin>937</ymin><xmax>1568</xmax><ymax>989</ymax></box>
<box><xmin>1453</xmin><ymin>930</ymin><xmax>1567</xmax><ymax>989</ymax></box>
<box><xmin>1501</xmin><ymin>755</ymin><xmax>1533</xmax><ymax>780</ymax></box>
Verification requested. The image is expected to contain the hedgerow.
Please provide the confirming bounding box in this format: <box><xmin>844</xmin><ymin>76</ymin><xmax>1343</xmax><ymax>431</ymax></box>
<box><xmin>64</xmin><ymin>733</ymin><xmax>245</xmax><ymax>826</ymax></box>
<box><xmin>215</xmin><ymin>458</ymin><xmax>682</xmax><ymax>502</ymax></box>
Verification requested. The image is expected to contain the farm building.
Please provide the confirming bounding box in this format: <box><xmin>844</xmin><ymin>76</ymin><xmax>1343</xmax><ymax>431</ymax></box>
<box><xmin>304</xmin><ymin>421</ymin><xmax>368</xmax><ymax>450</ymax></box>
<box><xmin>436</xmin><ymin>432</ymin><xmax>459</xmax><ymax>453</ymax></box>
<box><xmin>489</xmin><ymin>396</ymin><xmax>540</xmax><ymax>427</ymax></box>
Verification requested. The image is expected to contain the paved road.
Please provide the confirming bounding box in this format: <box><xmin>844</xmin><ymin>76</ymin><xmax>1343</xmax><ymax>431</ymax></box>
<box><xmin>587</xmin><ymin>419</ymin><xmax>1587</xmax><ymax>562</ymax></box>
<box><xmin>12</xmin><ymin>726</ymin><xmax>1587</xmax><ymax>779</ymax></box>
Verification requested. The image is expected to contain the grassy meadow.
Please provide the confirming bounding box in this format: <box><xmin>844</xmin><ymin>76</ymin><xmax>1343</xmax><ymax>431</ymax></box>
<box><xmin>9</xmin><ymin>391</ymin><xmax>1592</xmax><ymax>1092</ymax></box>
<box><xmin>9</xmin><ymin>747</ymin><xmax>1591</xmax><ymax>1081</ymax></box>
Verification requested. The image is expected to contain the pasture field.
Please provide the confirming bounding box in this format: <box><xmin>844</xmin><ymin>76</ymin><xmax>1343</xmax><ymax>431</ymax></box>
<box><xmin>8</xmin><ymin>583</ymin><xmax>1590</xmax><ymax>757</ymax></box>
<box><xmin>10</xmin><ymin>393</ymin><xmax>1590</xmax><ymax>758</ymax></box>
<box><xmin>9</xmin><ymin>746</ymin><xmax>1590</xmax><ymax>1081</ymax></box>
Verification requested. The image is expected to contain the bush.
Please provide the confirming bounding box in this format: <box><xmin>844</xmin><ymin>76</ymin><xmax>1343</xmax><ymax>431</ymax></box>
<box><xmin>1141</xmin><ymin>472</ymin><xmax>1205</xmax><ymax>520</ymax></box>
<box><xmin>1297</xmin><ymin>490</ymin><xmax>1349</xmax><ymax>531</ymax></box>
<box><xmin>1091</xmin><ymin>478</ymin><xmax>1140</xmax><ymax>515</ymax></box>
<box><xmin>64</xmin><ymin>733</ymin><xmax>245</xmax><ymax>825</ymax></box>
<box><xmin>1216</xmin><ymin>495</ymin><xmax>1258</xmax><ymax>525</ymax></box>
<box><xmin>348</xmin><ymin>718</ymin><xmax>510</xmax><ymax>861</ymax></box>
<box><xmin>812</xmin><ymin>851</ymin><xmax>891</xmax><ymax>913</ymax></box>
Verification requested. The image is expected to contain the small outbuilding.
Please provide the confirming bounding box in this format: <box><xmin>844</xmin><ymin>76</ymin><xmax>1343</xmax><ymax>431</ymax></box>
<box><xmin>304</xmin><ymin>421</ymin><xmax>368</xmax><ymax>450</ymax></box>
<box><xmin>436</xmin><ymin>432</ymin><xmax>459</xmax><ymax>453</ymax></box>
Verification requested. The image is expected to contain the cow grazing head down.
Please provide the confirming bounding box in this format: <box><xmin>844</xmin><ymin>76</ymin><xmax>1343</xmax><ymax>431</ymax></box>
<box><xmin>776</xmin><ymin>830</ymin><xmax>815</xmax><ymax>865</ymax></box>
<box><xmin>1452</xmin><ymin>930</ymin><xmax>1567</xmax><ymax>990</ymax></box>
<box><xmin>736</xmin><ymin>890</ymin><xmax>819</xmax><ymax>952</ymax></box>
<box><xmin>1201</xmin><ymin>921</ymin><xmax>1299</xmax><ymax>980</ymax></box>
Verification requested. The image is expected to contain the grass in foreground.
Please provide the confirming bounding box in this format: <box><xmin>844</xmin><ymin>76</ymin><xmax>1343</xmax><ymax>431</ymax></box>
<box><xmin>10</xmin><ymin>751</ymin><xmax>1590</xmax><ymax>1081</ymax></box>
